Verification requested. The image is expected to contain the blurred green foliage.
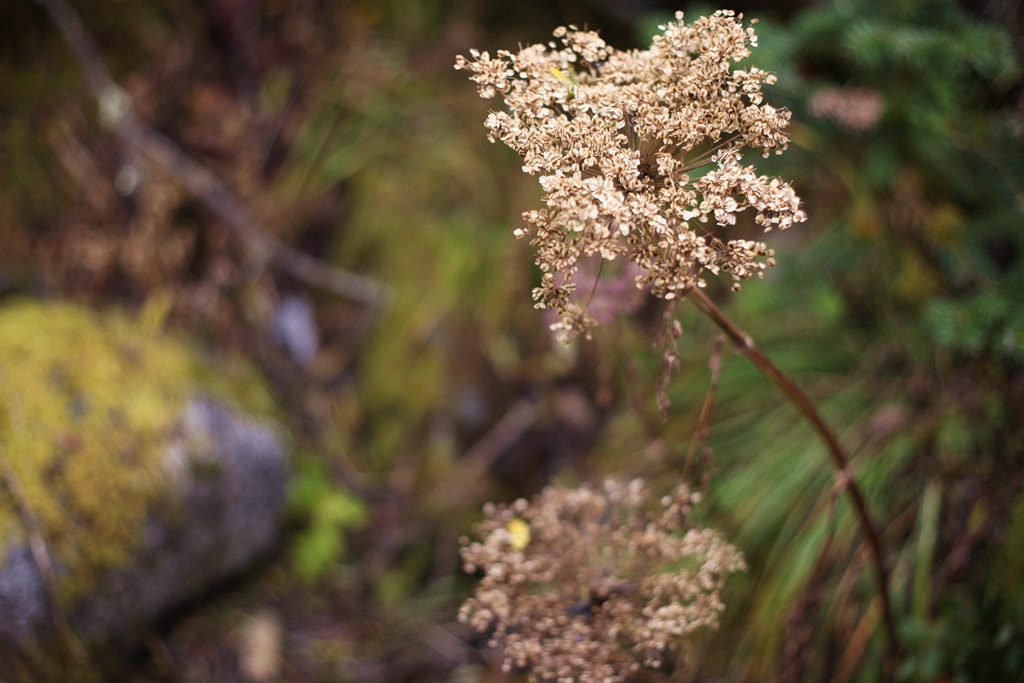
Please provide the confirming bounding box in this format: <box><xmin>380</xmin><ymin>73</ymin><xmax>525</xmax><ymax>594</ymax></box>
<box><xmin>591</xmin><ymin>1</ymin><xmax>1023</xmax><ymax>680</ymax></box>
<box><xmin>2</xmin><ymin>0</ymin><xmax>1023</xmax><ymax>679</ymax></box>
<box><xmin>243</xmin><ymin>0</ymin><xmax>1024</xmax><ymax>677</ymax></box>
<box><xmin>287</xmin><ymin>455</ymin><xmax>369</xmax><ymax>583</ymax></box>
<box><xmin>655</xmin><ymin>0</ymin><xmax>1024</xmax><ymax>679</ymax></box>
<box><xmin>773</xmin><ymin>0</ymin><xmax>1022</xmax><ymax>352</ymax></box>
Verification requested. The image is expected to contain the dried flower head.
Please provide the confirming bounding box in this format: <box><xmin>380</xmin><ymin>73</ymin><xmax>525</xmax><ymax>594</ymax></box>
<box><xmin>456</xmin><ymin>10</ymin><xmax>807</xmax><ymax>339</ymax></box>
<box><xmin>458</xmin><ymin>479</ymin><xmax>746</xmax><ymax>681</ymax></box>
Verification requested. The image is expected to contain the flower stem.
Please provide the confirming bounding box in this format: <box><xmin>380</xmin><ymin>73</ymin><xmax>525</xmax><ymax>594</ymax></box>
<box><xmin>685</xmin><ymin>287</ymin><xmax>897</xmax><ymax>656</ymax></box>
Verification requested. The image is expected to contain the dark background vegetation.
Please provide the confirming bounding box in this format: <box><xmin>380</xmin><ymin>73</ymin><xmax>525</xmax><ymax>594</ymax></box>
<box><xmin>1</xmin><ymin>0</ymin><xmax>1022</xmax><ymax>680</ymax></box>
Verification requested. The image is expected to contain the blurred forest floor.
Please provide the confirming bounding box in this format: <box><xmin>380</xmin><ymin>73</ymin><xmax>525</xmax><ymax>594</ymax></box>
<box><xmin>2</xmin><ymin>0</ymin><xmax>1024</xmax><ymax>681</ymax></box>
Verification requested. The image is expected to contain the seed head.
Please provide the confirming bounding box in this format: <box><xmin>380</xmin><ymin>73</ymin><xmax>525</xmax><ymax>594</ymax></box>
<box><xmin>459</xmin><ymin>479</ymin><xmax>746</xmax><ymax>681</ymax></box>
<box><xmin>456</xmin><ymin>11</ymin><xmax>807</xmax><ymax>340</ymax></box>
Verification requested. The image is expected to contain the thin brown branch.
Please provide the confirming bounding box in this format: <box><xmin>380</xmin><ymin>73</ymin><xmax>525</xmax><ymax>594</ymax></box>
<box><xmin>682</xmin><ymin>336</ymin><xmax>722</xmax><ymax>491</ymax></box>
<box><xmin>34</xmin><ymin>0</ymin><xmax>392</xmax><ymax>308</ymax></box>
<box><xmin>428</xmin><ymin>398</ymin><xmax>539</xmax><ymax>512</ymax></box>
<box><xmin>684</xmin><ymin>286</ymin><xmax>897</xmax><ymax>658</ymax></box>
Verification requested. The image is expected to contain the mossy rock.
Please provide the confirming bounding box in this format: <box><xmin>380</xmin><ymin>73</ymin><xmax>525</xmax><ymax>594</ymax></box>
<box><xmin>0</xmin><ymin>299</ymin><xmax>288</xmax><ymax>678</ymax></box>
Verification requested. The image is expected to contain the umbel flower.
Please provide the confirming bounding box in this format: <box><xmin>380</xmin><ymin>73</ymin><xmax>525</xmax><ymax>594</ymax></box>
<box><xmin>458</xmin><ymin>479</ymin><xmax>746</xmax><ymax>681</ymax></box>
<box><xmin>456</xmin><ymin>10</ymin><xmax>806</xmax><ymax>340</ymax></box>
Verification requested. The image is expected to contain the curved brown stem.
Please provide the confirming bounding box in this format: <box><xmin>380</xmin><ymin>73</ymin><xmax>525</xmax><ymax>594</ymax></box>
<box><xmin>685</xmin><ymin>287</ymin><xmax>897</xmax><ymax>657</ymax></box>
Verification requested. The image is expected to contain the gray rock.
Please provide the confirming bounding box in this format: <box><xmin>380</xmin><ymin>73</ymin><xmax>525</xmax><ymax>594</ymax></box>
<box><xmin>0</xmin><ymin>397</ymin><xmax>288</xmax><ymax>676</ymax></box>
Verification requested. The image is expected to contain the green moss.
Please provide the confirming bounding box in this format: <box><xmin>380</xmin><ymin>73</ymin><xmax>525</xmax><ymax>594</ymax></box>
<box><xmin>0</xmin><ymin>299</ymin><xmax>277</xmax><ymax>605</ymax></box>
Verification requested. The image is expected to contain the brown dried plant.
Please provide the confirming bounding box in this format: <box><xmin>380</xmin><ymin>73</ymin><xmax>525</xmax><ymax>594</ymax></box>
<box><xmin>459</xmin><ymin>479</ymin><xmax>745</xmax><ymax>681</ymax></box>
<box><xmin>456</xmin><ymin>10</ymin><xmax>805</xmax><ymax>340</ymax></box>
<box><xmin>456</xmin><ymin>9</ymin><xmax>898</xmax><ymax>677</ymax></box>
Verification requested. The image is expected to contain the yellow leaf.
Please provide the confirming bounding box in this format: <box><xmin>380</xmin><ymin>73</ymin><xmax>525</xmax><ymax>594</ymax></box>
<box><xmin>549</xmin><ymin>67</ymin><xmax>578</xmax><ymax>93</ymax></box>
<box><xmin>508</xmin><ymin>517</ymin><xmax>531</xmax><ymax>550</ymax></box>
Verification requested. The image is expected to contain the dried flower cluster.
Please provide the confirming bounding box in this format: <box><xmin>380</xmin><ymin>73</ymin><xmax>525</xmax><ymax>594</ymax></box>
<box><xmin>456</xmin><ymin>10</ymin><xmax>806</xmax><ymax>339</ymax></box>
<box><xmin>459</xmin><ymin>479</ymin><xmax>746</xmax><ymax>681</ymax></box>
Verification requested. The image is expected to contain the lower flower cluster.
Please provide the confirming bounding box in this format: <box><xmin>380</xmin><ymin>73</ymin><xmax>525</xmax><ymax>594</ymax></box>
<box><xmin>459</xmin><ymin>479</ymin><xmax>746</xmax><ymax>681</ymax></box>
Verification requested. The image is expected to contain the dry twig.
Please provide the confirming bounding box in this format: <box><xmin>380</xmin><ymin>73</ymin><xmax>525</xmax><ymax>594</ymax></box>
<box><xmin>34</xmin><ymin>0</ymin><xmax>391</xmax><ymax>308</ymax></box>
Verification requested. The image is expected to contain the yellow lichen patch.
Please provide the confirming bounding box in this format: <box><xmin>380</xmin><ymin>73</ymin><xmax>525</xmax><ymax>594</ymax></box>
<box><xmin>0</xmin><ymin>300</ymin><xmax>258</xmax><ymax>604</ymax></box>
